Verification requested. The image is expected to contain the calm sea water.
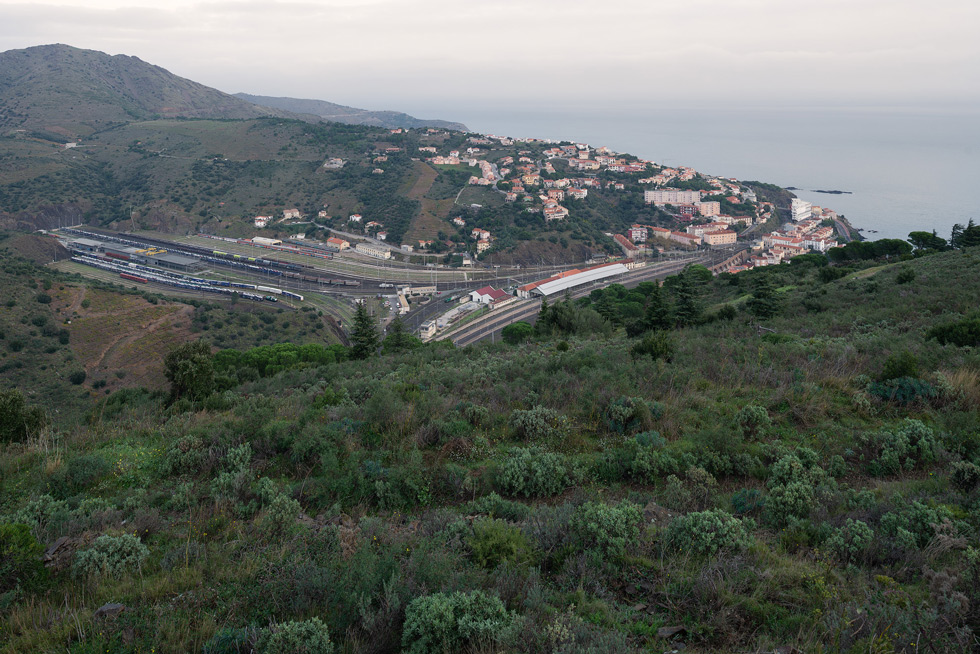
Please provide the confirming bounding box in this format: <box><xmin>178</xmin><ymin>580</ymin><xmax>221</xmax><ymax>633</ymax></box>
<box><xmin>448</xmin><ymin>106</ymin><xmax>979</xmax><ymax>241</ymax></box>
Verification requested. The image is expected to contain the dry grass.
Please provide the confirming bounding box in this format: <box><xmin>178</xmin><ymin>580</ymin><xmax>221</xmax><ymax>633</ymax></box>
<box><xmin>941</xmin><ymin>367</ymin><xmax>980</xmax><ymax>409</ymax></box>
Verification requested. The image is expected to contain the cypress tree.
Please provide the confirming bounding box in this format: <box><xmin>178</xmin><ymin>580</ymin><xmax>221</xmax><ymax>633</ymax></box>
<box><xmin>643</xmin><ymin>284</ymin><xmax>673</xmax><ymax>331</ymax></box>
<box><xmin>350</xmin><ymin>302</ymin><xmax>380</xmax><ymax>360</ymax></box>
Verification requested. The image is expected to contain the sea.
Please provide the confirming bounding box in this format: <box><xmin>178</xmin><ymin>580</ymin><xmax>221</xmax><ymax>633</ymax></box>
<box><xmin>444</xmin><ymin>106</ymin><xmax>979</xmax><ymax>242</ymax></box>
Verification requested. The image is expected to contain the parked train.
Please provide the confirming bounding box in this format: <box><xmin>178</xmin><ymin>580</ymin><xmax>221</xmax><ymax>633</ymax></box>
<box><xmin>70</xmin><ymin>254</ymin><xmax>303</xmax><ymax>303</ymax></box>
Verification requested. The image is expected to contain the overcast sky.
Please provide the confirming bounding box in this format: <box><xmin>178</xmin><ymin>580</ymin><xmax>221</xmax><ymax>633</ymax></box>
<box><xmin>2</xmin><ymin>0</ymin><xmax>978</xmax><ymax>121</ymax></box>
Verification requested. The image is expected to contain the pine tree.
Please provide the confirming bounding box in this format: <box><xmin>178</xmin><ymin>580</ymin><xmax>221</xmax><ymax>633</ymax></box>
<box><xmin>746</xmin><ymin>275</ymin><xmax>782</xmax><ymax>320</ymax></box>
<box><xmin>350</xmin><ymin>302</ymin><xmax>380</xmax><ymax>360</ymax></box>
<box><xmin>164</xmin><ymin>340</ymin><xmax>215</xmax><ymax>402</ymax></box>
<box><xmin>382</xmin><ymin>316</ymin><xmax>419</xmax><ymax>353</ymax></box>
<box><xmin>643</xmin><ymin>284</ymin><xmax>673</xmax><ymax>331</ymax></box>
<box><xmin>672</xmin><ymin>266</ymin><xmax>704</xmax><ymax>327</ymax></box>
<box><xmin>535</xmin><ymin>297</ymin><xmax>552</xmax><ymax>336</ymax></box>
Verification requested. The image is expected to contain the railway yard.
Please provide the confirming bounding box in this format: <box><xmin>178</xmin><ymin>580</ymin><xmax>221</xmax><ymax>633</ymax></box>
<box><xmin>50</xmin><ymin>227</ymin><xmax>724</xmax><ymax>346</ymax></box>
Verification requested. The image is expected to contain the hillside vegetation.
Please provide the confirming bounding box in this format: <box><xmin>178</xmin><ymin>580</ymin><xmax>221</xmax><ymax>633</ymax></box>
<box><xmin>0</xmin><ymin>233</ymin><xmax>343</xmax><ymax>420</ymax></box>
<box><xmin>2</xmin><ymin>245</ymin><xmax>979</xmax><ymax>653</ymax></box>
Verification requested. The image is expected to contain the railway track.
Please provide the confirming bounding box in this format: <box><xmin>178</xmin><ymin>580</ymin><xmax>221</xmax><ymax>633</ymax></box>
<box><xmin>447</xmin><ymin>257</ymin><xmax>702</xmax><ymax>346</ymax></box>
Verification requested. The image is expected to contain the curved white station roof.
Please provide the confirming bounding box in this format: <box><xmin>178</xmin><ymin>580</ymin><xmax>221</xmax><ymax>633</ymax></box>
<box><xmin>533</xmin><ymin>263</ymin><xmax>628</xmax><ymax>296</ymax></box>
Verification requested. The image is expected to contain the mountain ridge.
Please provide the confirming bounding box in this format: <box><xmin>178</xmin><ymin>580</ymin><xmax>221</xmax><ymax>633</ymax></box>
<box><xmin>235</xmin><ymin>93</ymin><xmax>468</xmax><ymax>131</ymax></box>
<box><xmin>0</xmin><ymin>44</ymin><xmax>301</xmax><ymax>138</ymax></box>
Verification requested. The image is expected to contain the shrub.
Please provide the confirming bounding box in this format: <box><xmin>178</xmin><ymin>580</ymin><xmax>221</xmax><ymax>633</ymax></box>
<box><xmin>735</xmin><ymin>404</ymin><xmax>772</xmax><ymax>440</ymax></box>
<box><xmin>880</xmin><ymin>500</ymin><xmax>956</xmax><ymax>549</ymax></box>
<box><xmin>764</xmin><ymin>481</ymin><xmax>815</xmax><ymax>526</ymax></box>
<box><xmin>927</xmin><ymin>316</ymin><xmax>980</xmax><ymax>347</ymax></box>
<box><xmin>880</xmin><ymin>351</ymin><xmax>919</xmax><ymax>381</ymax></box>
<box><xmin>261</xmin><ymin>494</ymin><xmax>301</xmax><ymax>534</ymax></box>
<box><xmin>826</xmin><ymin>519</ymin><xmax>874</xmax><ymax>564</ymax></box>
<box><xmin>0</xmin><ymin>523</ymin><xmax>48</xmax><ymax>601</ymax></box>
<box><xmin>467</xmin><ymin>493</ymin><xmax>530</xmax><ymax>521</ymax></box>
<box><xmin>598</xmin><ymin>441</ymin><xmax>680</xmax><ymax>484</ymax></box>
<box><xmin>53</xmin><ymin>453</ymin><xmax>112</xmax><ymax>493</ymax></box>
<box><xmin>203</xmin><ymin>627</ymin><xmax>260</xmax><ymax>654</ymax></box>
<box><xmin>502</xmin><ymin>321</ymin><xmax>534</xmax><ymax>344</ymax></box>
<box><xmin>259</xmin><ymin>617</ymin><xmax>334</xmax><ymax>654</ymax></box>
<box><xmin>896</xmin><ymin>267</ymin><xmax>916</xmax><ymax>284</ymax></box>
<box><xmin>164</xmin><ymin>340</ymin><xmax>215</xmax><ymax>402</ymax></box>
<box><xmin>0</xmin><ymin>388</ymin><xmax>48</xmax><ymax>443</ymax></box>
<box><xmin>951</xmin><ymin>461</ymin><xmax>980</xmax><ymax>493</ymax></box>
<box><xmin>630</xmin><ymin>330</ymin><xmax>674</xmax><ymax>361</ymax></box>
<box><xmin>867</xmin><ymin>377</ymin><xmax>938</xmax><ymax>406</ymax></box>
<box><xmin>74</xmin><ymin>533</ymin><xmax>149</xmax><ymax>579</ymax></box>
<box><xmin>605</xmin><ymin>396</ymin><xmax>661</xmax><ymax>434</ymax></box>
<box><xmin>510</xmin><ymin>405</ymin><xmax>568</xmax><ymax>441</ymax></box>
<box><xmin>731</xmin><ymin>488</ymin><xmax>765</xmax><ymax>516</ymax></box>
<box><xmin>6</xmin><ymin>494</ymin><xmax>72</xmax><ymax>540</ymax></box>
<box><xmin>634</xmin><ymin>431</ymin><xmax>665</xmax><ymax>449</ymax></box>
<box><xmin>861</xmin><ymin>419</ymin><xmax>942</xmax><ymax>476</ymax></box>
<box><xmin>211</xmin><ymin>443</ymin><xmax>254</xmax><ymax>506</ymax></box>
<box><xmin>666</xmin><ymin>509</ymin><xmax>753</xmax><ymax>556</ymax></box>
<box><xmin>570</xmin><ymin>501</ymin><xmax>642</xmax><ymax>558</ymax></box>
<box><xmin>467</xmin><ymin>518</ymin><xmax>533</xmax><ymax>569</ymax></box>
<box><xmin>402</xmin><ymin>591</ymin><xmax>513</xmax><ymax>654</ymax></box>
<box><xmin>496</xmin><ymin>447</ymin><xmax>576</xmax><ymax>498</ymax></box>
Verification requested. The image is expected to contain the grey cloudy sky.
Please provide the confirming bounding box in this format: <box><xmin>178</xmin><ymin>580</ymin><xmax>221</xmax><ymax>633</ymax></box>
<box><xmin>1</xmin><ymin>0</ymin><xmax>978</xmax><ymax>117</ymax></box>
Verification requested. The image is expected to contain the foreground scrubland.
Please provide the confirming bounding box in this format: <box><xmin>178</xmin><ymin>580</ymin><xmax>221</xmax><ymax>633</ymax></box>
<box><xmin>3</xmin><ymin>246</ymin><xmax>980</xmax><ymax>653</ymax></box>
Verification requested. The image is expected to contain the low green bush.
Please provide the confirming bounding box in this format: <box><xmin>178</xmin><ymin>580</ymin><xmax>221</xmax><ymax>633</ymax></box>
<box><xmin>630</xmin><ymin>330</ymin><xmax>674</xmax><ymax>361</ymax></box>
<box><xmin>467</xmin><ymin>518</ymin><xmax>533</xmax><ymax>569</ymax></box>
<box><xmin>0</xmin><ymin>523</ymin><xmax>48</xmax><ymax>603</ymax></box>
<box><xmin>927</xmin><ymin>315</ymin><xmax>980</xmax><ymax>347</ymax></box>
<box><xmin>735</xmin><ymin>404</ymin><xmax>772</xmax><ymax>440</ymax></box>
<box><xmin>860</xmin><ymin>419</ymin><xmax>941</xmax><ymax>476</ymax></box>
<box><xmin>495</xmin><ymin>448</ymin><xmax>578</xmax><ymax>498</ymax></box>
<box><xmin>401</xmin><ymin>590</ymin><xmax>513</xmax><ymax>654</ymax></box>
<box><xmin>570</xmin><ymin>501</ymin><xmax>642</xmax><ymax>559</ymax></box>
<box><xmin>880</xmin><ymin>499</ymin><xmax>957</xmax><ymax>549</ymax></box>
<box><xmin>605</xmin><ymin>396</ymin><xmax>662</xmax><ymax>434</ymax></box>
<box><xmin>826</xmin><ymin>519</ymin><xmax>874</xmax><ymax>564</ymax></box>
<box><xmin>48</xmin><ymin>454</ymin><xmax>111</xmax><ymax>498</ymax></box>
<box><xmin>731</xmin><ymin>488</ymin><xmax>765</xmax><ymax>516</ymax></box>
<box><xmin>951</xmin><ymin>461</ymin><xmax>980</xmax><ymax>493</ymax></box>
<box><xmin>0</xmin><ymin>388</ymin><xmax>47</xmax><ymax>443</ymax></box>
<box><xmin>666</xmin><ymin>509</ymin><xmax>753</xmax><ymax>556</ymax></box>
<box><xmin>867</xmin><ymin>377</ymin><xmax>938</xmax><ymax>406</ymax></box>
<box><xmin>74</xmin><ymin>533</ymin><xmax>149</xmax><ymax>579</ymax></box>
<box><xmin>258</xmin><ymin>617</ymin><xmax>334</xmax><ymax>654</ymax></box>
<box><xmin>510</xmin><ymin>405</ymin><xmax>569</xmax><ymax>441</ymax></box>
<box><xmin>467</xmin><ymin>493</ymin><xmax>530</xmax><ymax>521</ymax></box>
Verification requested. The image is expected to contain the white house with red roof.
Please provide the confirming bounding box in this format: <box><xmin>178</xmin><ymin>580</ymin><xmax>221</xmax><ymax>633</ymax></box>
<box><xmin>469</xmin><ymin>286</ymin><xmax>511</xmax><ymax>305</ymax></box>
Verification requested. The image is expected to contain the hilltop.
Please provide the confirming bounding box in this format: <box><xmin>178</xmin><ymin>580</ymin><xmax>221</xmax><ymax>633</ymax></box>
<box><xmin>0</xmin><ymin>45</ymin><xmax>298</xmax><ymax>138</ymax></box>
<box><xmin>235</xmin><ymin>93</ymin><xmax>468</xmax><ymax>132</ymax></box>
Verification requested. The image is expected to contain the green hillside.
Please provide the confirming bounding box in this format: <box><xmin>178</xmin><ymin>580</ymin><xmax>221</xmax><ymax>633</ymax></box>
<box><xmin>0</xmin><ymin>233</ymin><xmax>344</xmax><ymax>421</ymax></box>
<box><xmin>2</xmin><ymin>245</ymin><xmax>979</xmax><ymax>652</ymax></box>
<box><xmin>0</xmin><ymin>45</ymin><xmax>293</xmax><ymax>138</ymax></box>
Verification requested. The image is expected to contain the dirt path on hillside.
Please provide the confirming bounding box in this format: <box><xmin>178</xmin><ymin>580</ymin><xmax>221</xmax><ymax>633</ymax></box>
<box><xmin>93</xmin><ymin>305</ymin><xmax>193</xmax><ymax>370</ymax></box>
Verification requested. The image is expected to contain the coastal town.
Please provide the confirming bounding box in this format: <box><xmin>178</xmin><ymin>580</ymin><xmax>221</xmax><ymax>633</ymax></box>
<box><xmin>259</xmin><ymin>127</ymin><xmax>850</xmax><ymax>273</ymax></box>
<box><xmin>54</xmin><ymin>122</ymin><xmax>854</xmax><ymax>344</ymax></box>
<box><xmin>214</xmin><ymin>128</ymin><xmax>853</xmax><ymax>340</ymax></box>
